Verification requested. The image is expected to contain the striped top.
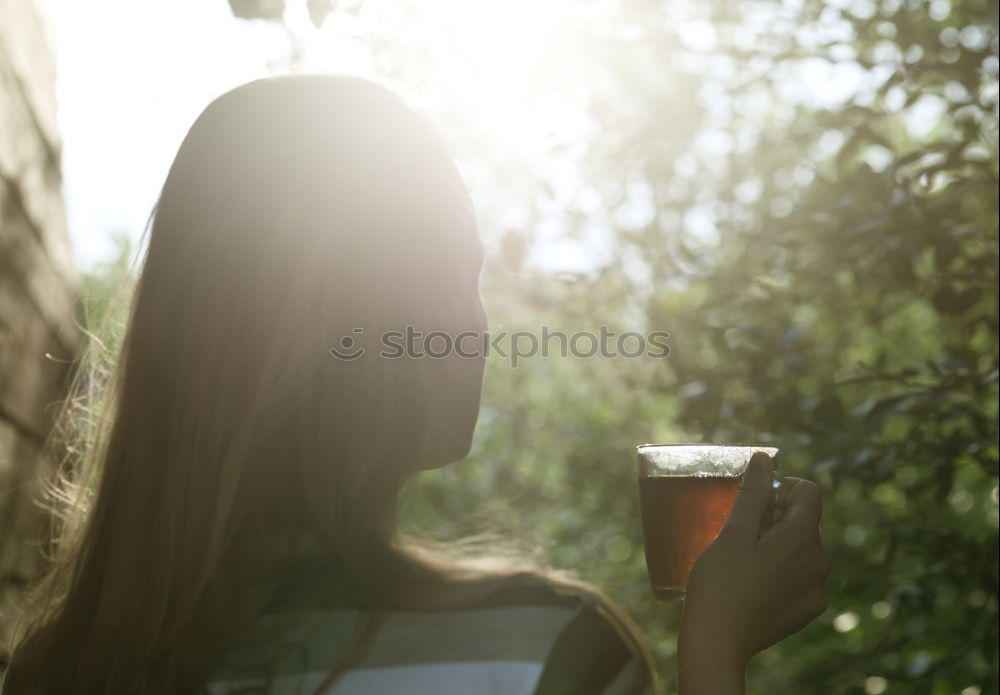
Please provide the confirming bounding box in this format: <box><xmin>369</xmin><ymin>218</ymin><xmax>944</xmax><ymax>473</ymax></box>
<box><xmin>204</xmin><ymin>574</ymin><xmax>650</xmax><ymax>695</ymax></box>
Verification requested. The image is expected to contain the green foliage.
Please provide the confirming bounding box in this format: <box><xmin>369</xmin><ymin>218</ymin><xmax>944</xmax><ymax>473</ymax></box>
<box><xmin>77</xmin><ymin>230</ymin><xmax>135</xmax><ymax>358</ymax></box>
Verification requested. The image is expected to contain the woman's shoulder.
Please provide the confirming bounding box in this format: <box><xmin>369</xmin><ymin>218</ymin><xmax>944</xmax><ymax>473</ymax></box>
<box><xmin>207</xmin><ymin>577</ymin><xmax>649</xmax><ymax>695</ymax></box>
<box><xmin>486</xmin><ymin>580</ymin><xmax>650</xmax><ymax>695</ymax></box>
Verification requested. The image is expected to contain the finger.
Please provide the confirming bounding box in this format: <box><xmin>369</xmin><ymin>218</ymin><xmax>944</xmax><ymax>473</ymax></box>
<box><xmin>810</xmin><ymin>585</ymin><xmax>829</xmax><ymax>619</ymax></box>
<box><xmin>768</xmin><ymin>475</ymin><xmax>796</xmax><ymax>525</ymax></box>
<box><xmin>794</xmin><ymin>480</ymin><xmax>823</xmax><ymax>524</ymax></box>
<box><xmin>778</xmin><ymin>479</ymin><xmax>822</xmax><ymax>525</ymax></box>
<box><xmin>721</xmin><ymin>451</ymin><xmax>775</xmax><ymax>544</ymax></box>
<box><xmin>774</xmin><ymin>476</ymin><xmax>802</xmax><ymax>505</ymax></box>
<box><xmin>772</xmin><ymin>478</ymin><xmax>822</xmax><ymax>524</ymax></box>
<box><xmin>752</xmin><ymin>581</ymin><xmax>828</xmax><ymax>654</ymax></box>
<box><xmin>812</xmin><ymin>543</ymin><xmax>829</xmax><ymax>581</ymax></box>
<box><xmin>763</xmin><ymin>480</ymin><xmax>823</xmax><ymax>548</ymax></box>
<box><xmin>794</xmin><ymin>585</ymin><xmax>829</xmax><ymax>627</ymax></box>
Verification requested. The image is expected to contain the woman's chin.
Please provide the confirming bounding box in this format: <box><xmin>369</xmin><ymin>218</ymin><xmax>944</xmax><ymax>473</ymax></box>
<box><xmin>419</xmin><ymin>437</ymin><xmax>474</xmax><ymax>471</ymax></box>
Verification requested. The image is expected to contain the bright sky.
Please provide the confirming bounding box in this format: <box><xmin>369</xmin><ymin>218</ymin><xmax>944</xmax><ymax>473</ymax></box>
<box><xmin>39</xmin><ymin>0</ymin><xmax>618</xmax><ymax>273</ymax></box>
<box><xmin>37</xmin><ymin>0</ymin><xmax>944</xmax><ymax>274</ymax></box>
<box><xmin>38</xmin><ymin>0</ymin><xmax>299</xmax><ymax>270</ymax></box>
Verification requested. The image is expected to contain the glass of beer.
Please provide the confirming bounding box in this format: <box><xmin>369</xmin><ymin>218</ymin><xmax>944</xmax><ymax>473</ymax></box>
<box><xmin>636</xmin><ymin>444</ymin><xmax>779</xmax><ymax>601</ymax></box>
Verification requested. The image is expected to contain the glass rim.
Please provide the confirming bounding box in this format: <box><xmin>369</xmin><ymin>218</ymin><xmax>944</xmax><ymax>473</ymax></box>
<box><xmin>635</xmin><ymin>443</ymin><xmax>779</xmax><ymax>452</ymax></box>
<box><xmin>636</xmin><ymin>444</ymin><xmax>779</xmax><ymax>477</ymax></box>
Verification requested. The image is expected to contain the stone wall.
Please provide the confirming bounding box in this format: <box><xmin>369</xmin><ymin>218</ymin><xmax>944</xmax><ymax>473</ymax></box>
<box><xmin>0</xmin><ymin>0</ymin><xmax>78</xmax><ymax>674</ymax></box>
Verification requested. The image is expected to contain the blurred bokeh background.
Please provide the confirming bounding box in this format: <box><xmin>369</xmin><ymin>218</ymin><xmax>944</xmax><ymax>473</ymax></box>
<box><xmin>0</xmin><ymin>0</ymin><xmax>997</xmax><ymax>692</ymax></box>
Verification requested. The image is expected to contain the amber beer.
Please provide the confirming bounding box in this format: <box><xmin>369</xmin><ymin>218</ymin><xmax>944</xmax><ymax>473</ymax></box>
<box><xmin>636</xmin><ymin>445</ymin><xmax>778</xmax><ymax>601</ymax></box>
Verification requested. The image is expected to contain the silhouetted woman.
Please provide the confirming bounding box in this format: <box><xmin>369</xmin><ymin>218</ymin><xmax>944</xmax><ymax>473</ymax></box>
<box><xmin>2</xmin><ymin>74</ymin><xmax>827</xmax><ymax>695</ymax></box>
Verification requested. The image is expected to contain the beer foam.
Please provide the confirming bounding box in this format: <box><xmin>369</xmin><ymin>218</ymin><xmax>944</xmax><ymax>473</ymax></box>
<box><xmin>636</xmin><ymin>444</ymin><xmax>779</xmax><ymax>477</ymax></box>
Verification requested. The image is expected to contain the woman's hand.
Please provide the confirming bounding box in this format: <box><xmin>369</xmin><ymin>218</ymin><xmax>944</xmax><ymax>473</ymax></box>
<box><xmin>676</xmin><ymin>451</ymin><xmax>828</xmax><ymax>694</ymax></box>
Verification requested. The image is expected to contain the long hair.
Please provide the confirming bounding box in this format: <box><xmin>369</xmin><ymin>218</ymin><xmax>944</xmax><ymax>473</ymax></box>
<box><xmin>3</xmin><ymin>74</ymin><xmax>654</xmax><ymax>694</ymax></box>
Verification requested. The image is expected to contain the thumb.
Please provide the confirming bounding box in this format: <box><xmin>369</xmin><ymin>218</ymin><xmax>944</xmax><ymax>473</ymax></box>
<box><xmin>721</xmin><ymin>451</ymin><xmax>774</xmax><ymax>544</ymax></box>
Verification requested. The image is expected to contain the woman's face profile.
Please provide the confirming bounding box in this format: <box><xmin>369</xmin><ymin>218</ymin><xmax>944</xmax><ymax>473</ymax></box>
<box><xmin>417</xmin><ymin>270</ymin><xmax>488</xmax><ymax>469</ymax></box>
